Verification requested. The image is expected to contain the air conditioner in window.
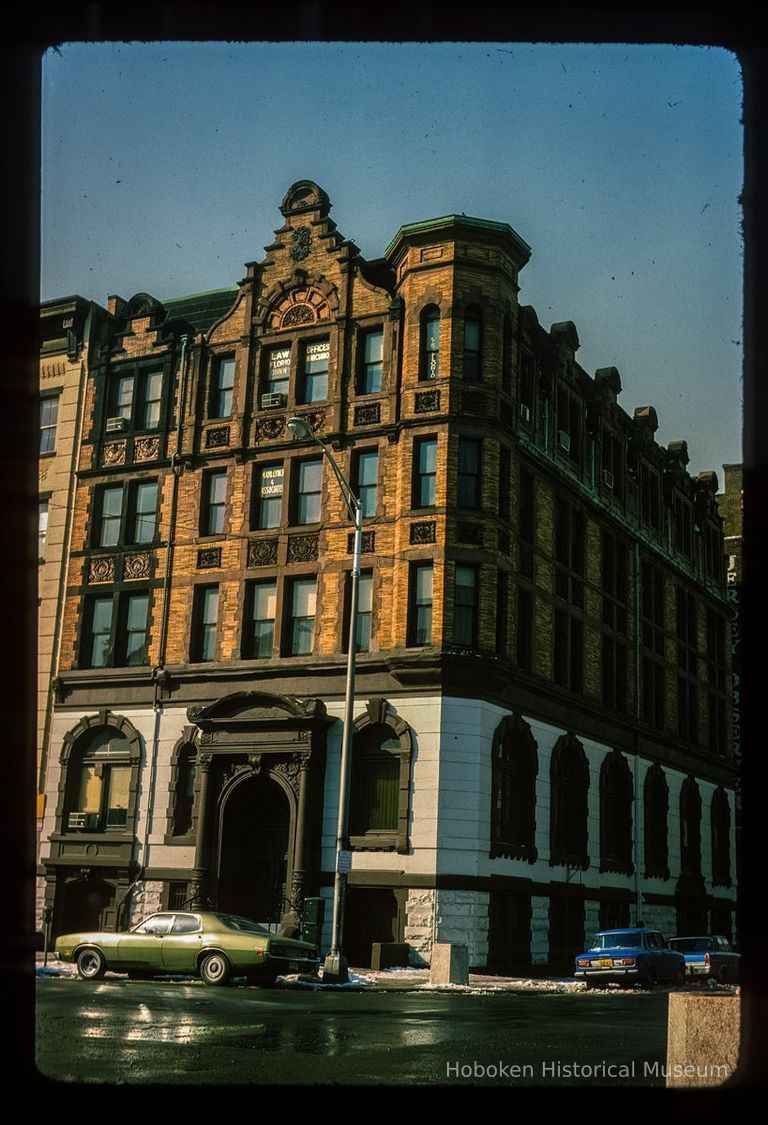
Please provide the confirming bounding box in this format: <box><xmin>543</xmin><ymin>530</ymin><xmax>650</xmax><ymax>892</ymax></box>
<box><xmin>261</xmin><ymin>393</ymin><xmax>287</xmax><ymax>409</ymax></box>
<box><xmin>557</xmin><ymin>430</ymin><xmax>571</xmax><ymax>452</ymax></box>
<box><xmin>520</xmin><ymin>403</ymin><xmax>531</xmax><ymax>424</ymax></box>
<box><xmin>602</xmin><ymin>469</ymin><xmax>615</xmax><ymax>489</ymax></box>
<box><xmin>68</xmin><ymin>812</ymin><xmax>86</xmax><ymax>828</ymax></box>
<box><xmin>106</xmin><ymin>417</ymin><xmax>126</xmax><ymax>432</ymax></box>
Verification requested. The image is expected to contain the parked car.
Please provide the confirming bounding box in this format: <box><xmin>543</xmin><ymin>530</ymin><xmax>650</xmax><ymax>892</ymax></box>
<box><xmin>667</xmin><ymin>935</ymin><xmax>740</xmax><ymax>983</ymax></box>
<box><xmin>55</xmin><ymin>910</ymin><xmax>319</xmax><ymax>986</ymax></box>
<box><xmin>574</xmin><ymin>928</ymin><xmax>686</xmax><ymax>989</ymax></box>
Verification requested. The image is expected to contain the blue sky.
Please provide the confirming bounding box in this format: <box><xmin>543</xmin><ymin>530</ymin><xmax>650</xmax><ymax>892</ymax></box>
<box><xmin>41</xmin><ymin>42</ymin><xmax>743</xmax><ymax>477</ymax></box>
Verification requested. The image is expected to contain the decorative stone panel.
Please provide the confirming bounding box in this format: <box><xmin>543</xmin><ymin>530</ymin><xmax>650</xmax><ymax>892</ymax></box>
<box><xmin>287</xmin><ymin>534</ymin><xmax>319</xmax><ymax>563</ymax></box>
<box><xmin>197</xmin><ymin>547</ymin><xmax>222</xmax><ymax>569</ymax></box>
<box><xmin>354</xmin><ymin>402</ymin><xmax>381</xmax><ymax>427</ymax></box>
<box><xmin>347</xmin><ymin>530</ymin><xmax>375</xmax><ymax>554</ymax></box>
<box><xmin>134</xmin><ymin>435</ymin><xmax>161</xmax><ymax>462</ymax></box>
<box><xmin>289</xmin><ymin>226</ymin><xmax>312</xmax><ymax>262</ymax></box>
<box><xmin>247</xmin><ymin>538</ymin><xmax>278</xmax><ymax>567</ymax></box>
<box><xmin>410</xmin><ymin>521</ymin><xmax>436</xmax><ymax>545</ymax></box>
<box><xmin>298</xmin><ymin>410</ymin><xmax>326</xmax><ymax>434</ymax></box>
<box><xmin>457</xmin><ymin>522</ymin><xmax>483</xmax><ymax>546</ymax></box>
<box><xmin>124</xmin><ymin>553</ymin><xmax>151</xmax><ymax>580</ymax></box>
<box><xmin>102</xmin><ymin>440</ymin><xmax>127</xmax><ymax>467</ymax></box>
<box><xmin>256</xmin><ymin>417</ymin><xmax>285</xmax><ymax>441</ymax></box>
<box><xmin>414</xmin><ymin>389</ymin><xmax>440</xmax><ymax>414</ymax></box>
<box><xmin>205</xmin><ymin>426</ymin><xmax>230</xmax><ymax>449</ymax></box>
<box><xmin>88</xmin><ymin>555</ymin><xmax>117</xmax><ymax>584</ymax></box>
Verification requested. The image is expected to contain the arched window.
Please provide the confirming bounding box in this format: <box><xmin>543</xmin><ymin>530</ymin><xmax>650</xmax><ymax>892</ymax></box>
<box><xmin>349</xmin><ymin>705</ymin><xmax>413</xmax><ymax>853</ymax></box>
<box><xmin>463</xmin><ymin>306</ymin><xmax>482</xmax><ymax>381</ymax></box>
<box><xmin>63</xmin><ymin>726</ymin><xmax>134</xmax><ymax>833</ymax></box>
<box><xmin>643</xmin><ymin>764</ymin><xmax>669</xmax><ymax>878</ymax></box>
<box><xmin>490</xmin><ymin>715</ymin><xmax>538</xmax><ymax>861</ymax></box>
<box><xmin>711</xmin><ymin>787</ymin><xmax>731</xmax><ymax>886</ymax></box>
<box><xmin>680</xmin><ymin>776</ymin><xmax>702</xmax><ymax>877</ymax></box>
<box><xmin>550</xmin><ymin>735</ymin><xmax>590</xmax><ymax>868</ymax></box>
<box><xmin>599</xmin><ymin>751</ymin><xmax>634</xmax><ymax>874</ymax></box>
<box><xmin>420</xmin><ymin>306</ymin><xmax>440</xmax><ymax>381</ymax></box>
<box><xmin>172</xmin><ymin>745</ymin><xmax>198</xmax><ymax>837</ymax></box>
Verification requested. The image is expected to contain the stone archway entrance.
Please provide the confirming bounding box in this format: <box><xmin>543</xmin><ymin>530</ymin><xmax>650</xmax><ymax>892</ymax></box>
<box><xmin>216</xmin><ymin>775</ymin><xmax>291</xmax><ymax>925</ymax></box>
<box><xmin>58</xmin><ymin>876</ymin><xmax>116</xmax><ymax>935</ymax></box>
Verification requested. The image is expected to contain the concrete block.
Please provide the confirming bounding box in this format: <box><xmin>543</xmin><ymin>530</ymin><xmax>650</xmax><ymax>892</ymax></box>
<box><xmin>430</xmin><ymin>942</ymin><xmax>469</xmax><ymax>985</ymax></box>
<box><xmin>666</xmin><ymin>992</ymin><xmax>740</xmax><ymax>1087</ymax></box>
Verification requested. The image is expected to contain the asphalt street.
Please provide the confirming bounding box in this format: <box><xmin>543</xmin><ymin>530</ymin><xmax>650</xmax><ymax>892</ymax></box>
<box><xmin>37</xmin><ymin>976</ymin><xmax>672</xmax><ymax>1086</ymax></box>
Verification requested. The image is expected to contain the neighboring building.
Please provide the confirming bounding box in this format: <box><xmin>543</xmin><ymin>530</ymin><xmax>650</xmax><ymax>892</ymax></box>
<box><xmin>718</xmin><ymin>463</ymin><xmax>742</xmax><ymax>939</ymax></box>
<box><xmin>38</xmin><ymin>182</ymin><xmax>737</xmax><ymax>971</ymax></box>
<box><xmin>37</xmin><ymin>297</ymin><xmax>109</xmax><ymax>874</ymax></box>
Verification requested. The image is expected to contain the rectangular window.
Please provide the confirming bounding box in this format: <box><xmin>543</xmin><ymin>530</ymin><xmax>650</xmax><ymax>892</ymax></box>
<box><xmin>676</xmin><ymin>587</ymin><xmax>699</xmax><ymax>741</ymax></box>
<box><xmin>38</xmin><ymin>498</ymin><xmax>49</xmax><ymax>556</ymax></box>
<box><xmin>40</xmin><ymin>397</ymin><xmax>59</xmax><ymax>454</ymax></box>
<box><xmin>266</xmin><ymin>346</ymin><xmax>291</xmax><ymax>397</ymax></box>
<box><xmin>554</xmin><ymin>609</ymin><xmax>583</xmax><ymax>693</ymax></box>
<box><xmin>97</xmin><ymin>485</ymin><xmax>124</xmax><ymax>547</ymax></box>
<box><xmin>253</xmin><ymin>463</ymin><xmax>283</xmax><ymax>529</ymax></box>
<box><xmin>707</xmin><ymin>608</ymin><xmax>727</xmax><ymax>755</ymax></box>
<box><xmin>516</xmin><ymin>586</ymin><xmax>533</xmax><ymax>672</ymax></box>
<box><xmin>556</xmin><ymin>387</ymin><xmax>582</xmax><ymax>463</ymax></box>
<box><xmin>601</xmin><ymin>634</ymin><xmax>628</xmax><ymax>712</ymax></box>
<box><xmin>212</xmin><ymin>356</ymin><xmax>235</xmax><ymax>418</ymax></box>
<box><xmin>344</xmin><ymin>569</ymin><xmax>373</xmax><ymax>653</ymax></box>
<box><xmin>140</xmin><ymin>370</ymin><xmax>163</xmax><ymax>430</ymax></box>
<box><xmin>201</xmin><ymin>469</ymin><xmax>227</xmax><ymax>536</ymax></box>
<box><xmin>121</xmin><ymin>593</ymin><xmax>149</xmax><ymax>666</ymax></box>
<box><xmin>129</xmin><ymin>481</ymin><xmax>158</xmax><ymax>544</ymax></box>
<box><xmin>109</xmin><ymin>374</ymin><xmax>135</xmax><ymax>422</ymax></box>
<box><xmin>246</xmin><ymin>580</ymin><xmax>277</xmax><ymax>658</ymax></box>
<box><xmin>294</xmin><ymin>458</ymin><xmax>323</xmax><ymax>524</ymax></box>
<box><xmin>354</xmin><ymin>450</ymin><xmax>379</xmax><ymax>519</ymax></box>
<box><xmin>519</xmin><ymin>351</ymin><xmax>536</xmax><ymax>415</ymax></box>
<box><xmin>360</xmin><ymin>330</ymin><xmax>383</xmax><ymax>394</ymax></box>
<box><xmin>413</xmin><ymin>437</ymin><xmax>437</xmax><ymax>508</ymax></box>
<box><xmin>286</xmin><ymin>577</ymin><xmax>316</xmax><ymax>656</ymax></box>
<box><xmin>674</xmin><ymin>495</ymin><xmax>693</xmax><ymax>557</ymax></box>
<box><xmin>191</xmin><ymin>585</ymin><xmax>219</xmax><ymax>662</ymax></box>
<box><xmin>458</xmin><ymin>438</ymin><xmax>482</xmax><ymax>508</ymax></box>
<box><xmin>641</xmin><ymin>463</ymin><xmax>661</xmax><ymax>532</ymax></box>
<box><xmin>554</xmin><ymin>498</ymin><xmax>584</xmax><ymax>607</ymax></box>
<box><xmin>409</xmin><ymin>562</ymin><xmax>433</xmax><ymax>646</ymax></box>
<box><xmin>87</xmin><ymin>597</ymin><xmax>113</xmax><ymax>668</ymax></box>
<box><xmin>301</xmin><ymin>340</ymin><xmax>329</xmax><ymax>403</ymax></box>
<box><xmin>454</xmin><ymin>565</ymin><xmax>478</xmax><ymax>648</ymax></box>
<box><xmin>496</xmin><ymin>569</ymin><xmax>509</xmax><ymax>657</ymax></box>
<box><xmin>498</xmin><ymin>446</ymin><xmax>511</xmax><ymax>521</ymax></box>
<box><xmin>641</xmin><ymin>561</ymin><xmax>666</xmax><ymax>728</ymax></box>
<box><xmin>601</xmin><ymin>427</ymin><xmax>625</xmax><ymax>499</ymax></box>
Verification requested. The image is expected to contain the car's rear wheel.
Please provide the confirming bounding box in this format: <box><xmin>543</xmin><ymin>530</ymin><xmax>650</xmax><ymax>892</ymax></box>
<box><xmin>200</xmin><ymin>951</ymin><xmax>231</xmax><ymax>986</ymax></box>
<box><xmin>76</xmin><ymin>946</ymin><xmax>106</xmax><ymax>980</ymax></box>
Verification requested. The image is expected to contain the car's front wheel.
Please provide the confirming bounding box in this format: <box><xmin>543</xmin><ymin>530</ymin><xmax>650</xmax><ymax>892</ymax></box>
<box><xmin>76</xmin><ymin>946</ymin><xmax>106</xmax><ymax>980</ymax></box>
<box><xmin>199</xmin><ymin>951</ymin><xmax>232</xmax><ymax>986</ymax></box>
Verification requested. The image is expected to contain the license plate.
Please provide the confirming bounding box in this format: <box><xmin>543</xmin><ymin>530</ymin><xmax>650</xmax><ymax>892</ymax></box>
<box><xmin>598</xmin><ymin>959</ymin><xmax>612</xmax><ymax>968</ymax></box>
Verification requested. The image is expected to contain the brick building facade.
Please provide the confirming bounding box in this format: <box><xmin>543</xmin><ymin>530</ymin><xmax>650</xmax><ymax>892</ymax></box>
<box><xmin>38</xmin><ymin>181</ymin><xmax>737</xmax><ymax>970</ymax></box>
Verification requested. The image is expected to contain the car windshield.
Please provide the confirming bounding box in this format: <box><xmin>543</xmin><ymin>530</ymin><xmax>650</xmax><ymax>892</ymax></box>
<box><xmin>669</xmin><ymin>938</ymin><xmax>713</xmax><ymax>953</ymax></box>
<box><xmin>215</xmin><ymin>913</ymin><xmax>271</xmax><ymax>935</ymax></box>
<box><xmin>588</xmin><ymin>932</ymin><xmax>640</xmax><ymax>950</ymax></box>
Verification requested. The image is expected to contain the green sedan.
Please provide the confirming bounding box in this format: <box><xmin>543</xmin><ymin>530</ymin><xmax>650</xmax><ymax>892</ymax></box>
<box><xmin>55</xmin><ymin>910</ymin><xmax>319</xmax><ymax>986</ymax></box>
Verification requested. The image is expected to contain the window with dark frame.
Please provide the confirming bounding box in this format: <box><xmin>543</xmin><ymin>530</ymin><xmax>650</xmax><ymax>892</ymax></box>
<box><xmin>519</xmin><ymin>350</ymin><xmax>536</xmax><ymax>420</ymax></box>
<box><xmin>40</xmin><ymin>396</ymin><xmax>59</xmax><ymax>454</ymax></box>
<box><xmin>496</xmin><ymin>569</ymin><xmax>509</xmax><ymax>658</ymax></box>
<box><xmin>463</xmin><ymin>306</ymin><xmax>482</xmax><ymax>381</ymax></box>
<box><xmin>516</xmin><ymin>586</ymin><xmax>533</xmax><ymax>672</ymax></box>
<box><xmin>454</xmin><ymin>564</ymin><xmax>478</xmax><ymax>648</ymax></box>
<box><xmin>641</xmin><ymin>560</ymin><xmax>666</xmax><ymax>729</ymax></box>
<box><xmin>501</xmin><ymin>317</ymin><xmax>513</xmax><ymax>395</ymax></box>
<box><xmin>556</xmin><ymin>385</ymin><xmax>583</xmax><ymax>462</ymax></box>
<box><xmin>266</xmin><ymin>346</ymin><xmax>290</xmax><ymax>397</ymax></box>
<box><xmin>518</xmin><ymin>467</ymin><xmax>535</xmax><ymax>580</ymax></box>
<box><xmin>550</xmin><ymin>736</ymin><xmax>589</xmax><ymax>866</ymax></box>
<box><xmin>66</xmin><ymin>728</ymin><xmax>132</xmax><ymax>833</ymax></box>
<box><xmin>643</xmin><ymin>764</ymin><xmax>669</xmax><ymax>877</ymax></box>
<box><xmin>97</xmin><ymin>485</ymin><xmax>123</xmax><ymax>547</ymax></box>
<box><xmin>491</xmin><ymin>719</ymin><xmax>538</xmax><ymax>859</ymax></box>
<box><xmin>457</xmin><ymin>437</ymin><xmax>482</xmax><ymax>508</ymax></box>
<box><xmin>676</xmin><ymin>587</ymin><xmax>699</xmax><ymax>742</ymax></box>
<box><xmin>201</xmin><ymin>469</ymin><xmax>227</xmax><ymax>536</ymax></box>
<box><xmin>244</xmin><ymin>579</ymin><xmax>277</xmax><ymax>659</ymax></box>
<box><xmin>601</xmin><ymin>426</ymin><xmax>625</xmax><ymax>499</ymax></box>
<box><xmin>599</xmin><ymin>753</ymin><xmax>634</xmax><ymax>874</ymax></box>
<box><xmin>601</xmin><ymin>530</ymin><xmax>629</xmax><ymax>712</ymax></box>
<box><xmin>498</xmin><ymin>445</ymin><xmax>511</xmax><ymax>521</ymax></box>
<box><xmin>139</xmin><ymin>370</ymin><xmax>163</xmax><ymax>430</ymax></box>
<box><xmin>420</xmin><ymin>307</ymin><xmax>440</xmax><ymax>380</ymax></box>
<box><xmin>640</xmin><ymin>463</ymin><xmax>662</xmax><ymax>532</ymax></box>
<box><xmin>349</xmin><ymin>724</ymin><xmax>401</xmax><ymax>837</ymax></box>
<box><xmin>191</xmin><ymin>585</ymin><xmax>219</xmax><ymax>663</ymax></box>
<box><xmin>94</xmin><ymin>480</ymin><xmax>158</xmax><ymax>547</ymax></box>
<box><xmin>674</xmin><ymin>494</ymin><xmax>693</xmax><ymax>557</ymax></box>
<box><xmin>82</xmin><ymin>591</ymin><xmax>150</xmax><ymax>669</ymax></box>
<box><xmin>293</xmin><ymin>458</ymin><xmax>323</xmax><ymax>525</ymax></box>
<box><xmin>707</xmin><ymin>608</ymin><xmax>727</xmax><ymax>756</ymax></box>
<box><xmin>211</xmin><ymin>356</ymin><xmax>235</xmax><ymax>418</ymax></box>
<box><xmin>252</xmin><ymin>463</ymin><xmax>284</xmax><ymax>530</ymax></box>
<box><xmin>172</xmin><ymin>747</ymin><xmax>197</xmax><ymax>838</ymax></box>
<box><xmin>408</xmin><ymin>562</ymin><xmax>433</xmax><ymax>646</ymax></box>
<box><xmin>343</xmin><ymin>569</ymin><xmax>373</xmax><ymax>653</ymax></box>
<box><xmin>128</xmin><ymin>481</ymin><xmax>158</xmax><ymax>544</ymax></box>
<box><xmin>300</xmin><ymin>339</ymin><xmax>329</xmax><ymax>404</ymax></box>
<box><xmin>285</xmin><ymin>576</ymin><xmax>316</xmax><ymax>656</ymax></box>
<box><xmin>109</xmin><ymin>373</ymin><xmax>134</xmax><ymax>422</ymax></box>
<box><xmin>353</xmin><ymin>449</ymin><xmax>379</xmax><ymax>519</ymax></box>
<box><xmin>360</xmin><ymin>329</ymin><xmax>383</xmax><ymax>394</ymax></box>
<box><xmin>553</xmin><ymin>497</ymin><xmax>585</xmax><ymax>693</ymax></box>
<box><xmin>413</xmin><ymin>437</ymin><xmax>437</xmax><ymax>508</ymax></box>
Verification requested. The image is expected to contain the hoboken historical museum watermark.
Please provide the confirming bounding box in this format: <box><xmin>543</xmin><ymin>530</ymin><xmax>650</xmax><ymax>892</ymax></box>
<box><xmin>445</xmin><ymin>1059</ymin><xmax>732</xmax><ymax>1083</ymax></box>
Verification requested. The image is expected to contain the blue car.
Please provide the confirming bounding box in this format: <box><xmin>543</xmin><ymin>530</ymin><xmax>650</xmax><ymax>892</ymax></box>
<box><xmin>574</xmin><ymin>928</ymin><xmax>686</xmax><ymax>989</ymax></box>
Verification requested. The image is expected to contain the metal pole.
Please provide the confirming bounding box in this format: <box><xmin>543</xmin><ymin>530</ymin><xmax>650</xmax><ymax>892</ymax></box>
<box><xmin>323</xmin><ymin>501</ymin><xmax>362</xmax><ymax>984</ymax></box>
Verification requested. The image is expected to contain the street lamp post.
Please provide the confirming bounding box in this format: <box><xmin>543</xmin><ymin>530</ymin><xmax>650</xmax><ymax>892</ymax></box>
<box><xmin>286</xmin><ymin>416</ymin><xmax>361</xmax><ymax>984</ymax></box>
